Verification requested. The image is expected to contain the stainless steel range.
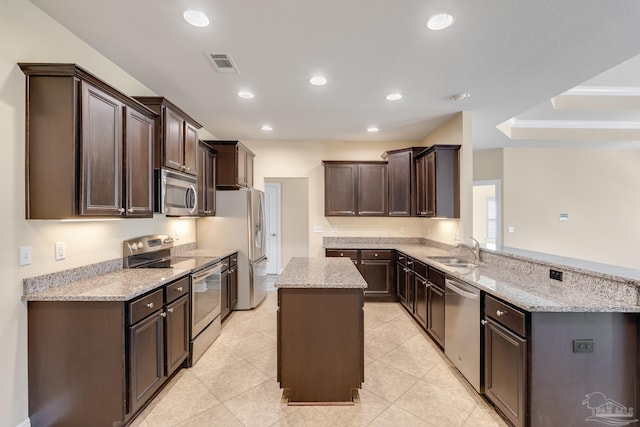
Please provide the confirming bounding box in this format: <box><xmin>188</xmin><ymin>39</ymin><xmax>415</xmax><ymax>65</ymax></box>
<box><xmin>123</xmin><ymin>235</ymin><xmax>222</xmax><ymax>366</ymax></box>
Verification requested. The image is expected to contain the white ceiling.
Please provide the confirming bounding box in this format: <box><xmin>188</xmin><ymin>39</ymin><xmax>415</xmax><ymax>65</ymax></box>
<box><xmin>28</xmin><ymin>0</ymin><xmax>640</xmax><ymax>149</ymax></box>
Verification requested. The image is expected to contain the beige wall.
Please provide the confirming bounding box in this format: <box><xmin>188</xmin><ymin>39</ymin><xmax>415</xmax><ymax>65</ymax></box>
<box><xmin>265</xmin><ymin>178</ymin><xmax>310</xmax><ymax>269</ymax></box>
<box><xmin>490</xmin><ymin>147</ymin><xmax>640</xmax><ymax>269</ymax></box>
<box><xmin>473</xmin><ymin>149</ymin><xmax>503</xmax><ymax>181</ymax></box>
<box><xmin>1</xmin><ymin>2</ymin><xmax>197</xmax><ymax>425</ymax></box>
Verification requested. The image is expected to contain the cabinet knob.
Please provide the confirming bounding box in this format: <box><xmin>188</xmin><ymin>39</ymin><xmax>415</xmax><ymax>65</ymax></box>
<box><xmin>340</xmin><ymin>252</ymin><xmax>344</xmax><ymax>256</ymax></box>
<box><xmin>399</xmin><ymin>256</ymin><xmax>404</xmax><ymax>260</ymax></box>
<box><xmin>146</xmin><ymin>302</ymin><xmax>154</xmax><ymax>309</ymax></box>
<box><xmin>160</xmin><ymin>311</ymin><xmax>167</xmax><ymax>318</ymax></box>
<box><xmin>374</xmin><ymin>253</ymin><xmax>378</xmax><ymax>257</ymax></box>
<box><xmin>118</xmin><ymin>208</ymin><xmax>125</xmax><ymax>213</ymax></box>
<box><xmin>407</xmin><ymin>261</ymin><xmax>413</xmax><ymax>265</ymax></box>
<box><xmin>481</xmin><ymin>320</ymin><xmax>487</xmax><ymax>326</ymax></box>
<box><xmin>167</xmin><ymin>308</ymin><xmax>174</xmax><ymax>313</ymax></box>
<box><xmin>176</xmin><ymin>287</ymin><xmax>183</xmax><ymax>292</ymax></box>
<box><xmin>423</xmin><ymin>280</ymin><xmax>427</xmax><ymax>285</ymax></box>
<box><xmin>185</xmin><ymin>167</ymin><xmax>191</xmax><ymax>172</ymax></box>
<box><xmin>127</xmin><ymin>208</ymin><xmax>134</xmax><ymax>213</ymax></box>
<box><xmin>496</xmin><ymin>310</ymin><xmax>507</xmax><ymax>317</ymax></box>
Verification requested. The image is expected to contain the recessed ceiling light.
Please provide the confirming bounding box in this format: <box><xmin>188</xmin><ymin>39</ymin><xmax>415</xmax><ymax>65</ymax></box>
<box><xmin>309</xmin><ymin>76</ymin><xmax>327</xmax><ymax>86</ymax></box>
<box><xmin>238</xmin><ymin>91</ymin><xmax>255</xmax><ymax>99</ymax></box>
<box><xmin>261</xmin><ymin>125</ymin><xmax>273</xmax><ymax>131</ymax></box>
<box><xmin>449</xmin><ymin>92</ymin><xmax>470</xmax><ymax>101</ymax></box>
<box><xmin>427</xmin><ymin>13</ymin><xmax>455</xmax><ymax>31</ymax></box>
<box><xmin>386</xmin><ymin>93</ymin><xmax>402</xmax><ymax>101</ymax></box>
<box><xmin>183</xmin><ymin>10</ymin><xmax>210</xmax><ymax>27</ymax></box>
<box><xmin>367</xmin><ymin>127</ymin><xmax>379</xmax><ymax>133</ymax></box>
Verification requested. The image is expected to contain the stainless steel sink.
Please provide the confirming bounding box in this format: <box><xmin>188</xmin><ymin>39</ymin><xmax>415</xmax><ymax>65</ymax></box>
<box><xmin>429</xmin><ymin>256</ymin><xmax>478</xmax><ymax>269</ymax></box>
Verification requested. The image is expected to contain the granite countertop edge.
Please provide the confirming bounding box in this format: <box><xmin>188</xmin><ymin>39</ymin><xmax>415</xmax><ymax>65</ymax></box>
<box><xmin>275</xmin><ymin>257</ymin><xmax>368</xmax><ymax>289</ymax></box>
<box><xmin>324</xmin><ymin>242</ymin><xmax>640</xmax><ymax>313</ymax></box>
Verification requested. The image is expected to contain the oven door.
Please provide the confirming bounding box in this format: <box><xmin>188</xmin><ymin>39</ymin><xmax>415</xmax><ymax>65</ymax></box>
<box><xmin>191</xmin><ymin>262</ymin><xmax>222</xmax><ymax>338</ymax></box>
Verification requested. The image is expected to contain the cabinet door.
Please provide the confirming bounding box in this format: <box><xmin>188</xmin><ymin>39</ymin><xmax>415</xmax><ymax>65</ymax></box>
<box><xmin>405</xmin><ymin>269</ymin><xmax>415</xmax><ymax>313</ymax></box>
<box><xmin>485</xmin><ymin>319</ymin><xmax>527</xmax><ymax>427</ymax></box>
<box><xmin>415</xmin><ymin>155</ymin><xmax>427</xmax><ymax>216</ymax></box>
<box><xmin>237</xmin><ymin>145</ymin><xmax>247</xmax><ymax>187</ymax></box>
<box><xmin>196</xmin><ymin>145</ymin><xmax>207</xmax><ymax>216</ymax></box>
<box><xmin>357</xmin><ymin>163</ymin><xmax>387</xmax><ymax>216</ymax></box>
<box><xmin>166</xmin><ymin>295</ymin><xmax>189</xmax><ymax>375</ymax></box>
<box><xmin>246</xmin><ymin>153</ymin><xmax>254</xmax><ymax>188</ymax></box>
<box><xmin>396</xmin><ymin>262</ymin><xmax>406</xmax><ymax>304</ymax></box>
<box><xmin>425</xmin><ymin>151</ymin><xmax>436</xmax><ymax>216</ymax></box>
<box><xmin>207</xmin><ymin>153</ymin><xmax>216</xmax><ymax>215</ymax></box>
<box><xmin>388</xmin><ymin>150</ymin><xmax>412</xmax><ymax>216</ymax></box>
<box><xmin>324</xmin><ymin>163</ymin><xmax>357</xmax><ymax>216</ymax></box>
<box><xmin>128</xmin><ymin>311</ymin><xmax>164</xmax><ymax>414</ymax></box>
<box><xmin>124</xmin><ymin>107</ymin><xmax>154</xmax><ymax>217</ymax></box>
<box><xmin>427</xmin><ymin>284</ymin><xmax>445</xmax><ymax>347</ymax></box>
<box><xmin>220</xmin><ymin>269</ymin><xmax>230</xmax><ymax>321</ymax></box>
<box><xmin>360</xmin><ymin>259</ymin><xmax>393</xmax><ymax>297</ymax></box>
<box><xmin>229</xmin><ymin>265</ymin><xmax>238</xmax><ymax>310</ymax></box>
<box><xmin>414</xmin><ymin>276</ymin><xmax>428</xmax><ymax>328</ymax></box>
<box><xmin>163</xmin><ymin>107</ymin><xmax>184</xmax><ymax>171</ymax></box>
<box><xmin>80</xmin><ymin>82</ymin><xmax>123</xmax><ymax>216</ymax></box>
<box><xmin>183</xmin><ymin>122</ymin><xmax>198</xmax><ymax>175</ymax></box>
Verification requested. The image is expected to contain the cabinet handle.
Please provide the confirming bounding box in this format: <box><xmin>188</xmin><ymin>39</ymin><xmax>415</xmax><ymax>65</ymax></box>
<box><xmin>175</xmin><ymin>287</ymin><xmax>183</xmax><ymax>292</ymax></box>
<box><xmin>481</xmin><ymin>320</ymin><xmax>487</xmax><ymax>326</ymax></box>
<box><xmin>146</xmin><ymin>302</ymin><xmax>154</xmax><ymax>309</ymax></box>
<box><xmin>496</xmin><ymin>310</ymin><xmax>507</xmax><ymax>317</ymax></box>
<box><xmin>167</xmin><ymin>308</ymin><xmax>174</xmax><ymax>313</ymax></box>
<box><xmin>160</xmin><ymin>312</ymin><xmax>167</xmax><ymax>318</ymax></box>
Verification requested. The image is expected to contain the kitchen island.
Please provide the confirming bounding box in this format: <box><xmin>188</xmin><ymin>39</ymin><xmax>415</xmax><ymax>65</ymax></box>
<box><xmin>275</xmin><ymin>257</ymin><xmax>367</xmax><ymax>405</ymax></box>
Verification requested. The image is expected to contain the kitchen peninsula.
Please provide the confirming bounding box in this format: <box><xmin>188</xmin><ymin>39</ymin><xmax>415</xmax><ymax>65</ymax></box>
<box><xmin>276</xmin><ymin>257</ymin><xmax>367</xmax><ymax>404</ymax></box>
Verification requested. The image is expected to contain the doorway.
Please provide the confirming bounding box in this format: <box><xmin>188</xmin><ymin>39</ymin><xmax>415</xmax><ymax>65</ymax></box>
<box><xmin>473</xmin><ymin>180</ymin><xmax>501</xmax><ymax>250</ymax></box>
<box><xmin>265</xmin><ymin>183</ymin><xmax>281</xmax><ymax>274</ymax></box>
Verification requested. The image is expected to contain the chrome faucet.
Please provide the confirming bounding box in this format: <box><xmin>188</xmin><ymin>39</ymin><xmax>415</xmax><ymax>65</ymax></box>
<box><xmin>455</xmin><ymin>237</ymin><xmax>481</xmax><ymax>262</ymax></box>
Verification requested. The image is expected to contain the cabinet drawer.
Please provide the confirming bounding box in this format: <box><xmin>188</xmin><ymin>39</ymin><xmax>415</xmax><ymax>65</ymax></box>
<box><xmin>129</xmin><ymin>289</ymin><xmax>164</xmax><ymax>325</ymax></box>
<box><xmin>165</xmin><ymin>276</ymin><xmax>189</xmax><ymax>304</ymax></box>
<box><xmin>428</xmin><ymin>267</ymin><xmax>446</xmax><ymax>288</ymax></box>
<box><xmin>485</xmin><ymin>295</ymin><xmax>527</xmax><ymax>337</ymax></box>
<box><xmin>361</xmin><ymin>249</ymin><xmax>393</xmax><ymax>260</ymax></box>
<box><xmin>396</xmin><ymin>252</ymin><xmax>408</xmax><ymax>266</ymax></box>
<box><xmin>413</xmin><ymin>260</ymin><xmax>427</xmax><ymax>279</ymax></box>
<box><xmin>326</xmin><ymin>249</ymin><xmax>358</xmax><ymax>261</ymax></box>
<box><xmin>230</xmin><ymin>252</ymin><xmax>238</xmax><ymax>266</ymax></box>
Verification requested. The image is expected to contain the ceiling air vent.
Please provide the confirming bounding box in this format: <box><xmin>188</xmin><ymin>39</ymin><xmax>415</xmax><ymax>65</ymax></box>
<box><xmin>206</xmin><ymin>52</ymin><xmax>238</xmax><ymax>73</ymax></box>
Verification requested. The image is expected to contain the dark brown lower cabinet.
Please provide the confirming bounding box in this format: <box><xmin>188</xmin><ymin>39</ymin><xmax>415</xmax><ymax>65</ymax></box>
<box><xmin>221</xmin><ymin>253</ymin><xmax>239</xmax><ymax>322</ymax></box>
<box><xmin>484</xmin><ymin>318</ymin><xmax>527</xmax><ymax>427</ymax></box>
<box><xmin>414</xmin><ymin>273</ymin><xmax>428</xmax><ymax>328</ymax></box>
<box><xmin>221</xmin><ymin>267</ymin><xmax>230</xmax><ymax>321</ymax></box>
<box><xmin>229</xmin><ymin>264</ymin><xmax>238</xmax><ymax>310</ymax></box>
<box><xmin>27</xmin><ymin>276</ymin><xmax>190</xmax><ymax>426</ymax></box>
<box><xmin>426</xmin><ymin>283</ymin><xmax>445</xmax><ymax>347</ymax></box>
<box><xmin>326</xmin><ymin>249</ymin><xmax>395</xmax><ymax>301</ymax></box>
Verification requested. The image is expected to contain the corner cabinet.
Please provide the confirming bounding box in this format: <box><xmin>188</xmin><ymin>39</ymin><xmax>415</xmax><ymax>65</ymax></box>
<box><xmin>201</xmin><ymin>140</ymin><xmax>255</xmax><ymax>189</ymax></box>
<box><xmin>323</xmin><ymin>161</ymin><xmax>388</xmax><ymax>216</ymax></box>
<box><xmin>27</xmin><ymin>275</ymin><xmax>190</xmax><ymax>426</ymax></box>
<box><xmin>197</xmin><ymin>143</ymin><xmax>216</xmax><ymax>216</ymax></box>
<box><xmin>133</xmin><ymin>97</ymin><xmax>202</xmax><ymax>176</ymax></box>
<box><xmin>416</xmin><ymin>145</ymin><xmax>460</xmax><ymax>218</ymax></box>
<box><xmin>382</xmin><ymin>147</ymin><xmax>423</xmax><ymax>216</ymax></box>
<box><xmin>20</xmin><ymin>63</ymin><xmax>157</xmax><ymax>219</ymax></box>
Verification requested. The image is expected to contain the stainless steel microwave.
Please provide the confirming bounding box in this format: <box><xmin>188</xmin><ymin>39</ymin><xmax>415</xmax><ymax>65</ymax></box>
<box><xmin>156</xmin><ymin>168</ymin><xmax>198</xmax><ymax>216</ymax></box>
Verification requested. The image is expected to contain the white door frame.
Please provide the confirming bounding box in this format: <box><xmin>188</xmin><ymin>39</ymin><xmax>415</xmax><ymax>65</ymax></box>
<box><xmin>473</xmin><ymin>179</ymin><xmax>502</xmax><ymax>248</ymax></box>
<box><xmin>265</xmin><ymin>182</ymin><xmax>282</xmax><ymax>274</ymax></box>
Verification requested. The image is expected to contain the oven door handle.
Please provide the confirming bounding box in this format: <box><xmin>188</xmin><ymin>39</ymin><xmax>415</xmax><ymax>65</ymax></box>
<box><xmin>192</xmin><ymin>263</ymin><xmax>222</xmax><ymax>281</ymax></box>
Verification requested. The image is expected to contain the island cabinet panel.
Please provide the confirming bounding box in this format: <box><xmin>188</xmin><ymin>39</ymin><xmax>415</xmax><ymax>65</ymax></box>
<box><xmin>323</xmin><ymin>161</ymin><xmax>388</xmax><ymax>216</ymax></box>
<box><xmin>278</xmin><ymin>288</ymin><xmax>364</xmax><ymax>403</ymax></box>
<box><xmin>20</xmin><ymin>63</ymin><xmax>157</xmax><ymax>219</ymax></box>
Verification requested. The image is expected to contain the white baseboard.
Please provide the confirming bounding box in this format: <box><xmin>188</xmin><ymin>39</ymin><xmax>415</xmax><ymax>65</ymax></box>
<box><xmin>16</xmin><ymin>418</ymin><xmax>31</xmax><ymax>427</ymax></box>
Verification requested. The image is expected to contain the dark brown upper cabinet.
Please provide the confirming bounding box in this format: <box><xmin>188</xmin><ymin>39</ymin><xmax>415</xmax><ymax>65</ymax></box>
<box><xmin>382</xmin><ymin>147</ymin><xmax>424</xmax><ymax>217</ymax></box>
<box><xmin>196</xmin><ymin>143</ymin><xmax>216</xmax><ymax>216</ymax></box>
<box><xmin>133</xmin><ymin>97</ymin><xmax>201</xmax><ymax>176</ymax></box>
<box><xmin>323</xmin><ymin>161</ymin><xmax>388</xmax><ymax>216</ymax></box>
<box><xmin>201</xmin><ymin>140</ymin><xmax>255</xmax><ymax>190</ymax></box>
<box><xmin>19</xmin><ymin>63</ymin><xmax>157</xmax><ymax>219</ymax></box>
<box><xmin>415</xmin><ymin>145</ymin><xmax>460</xmax><ymax>218</ymax></box>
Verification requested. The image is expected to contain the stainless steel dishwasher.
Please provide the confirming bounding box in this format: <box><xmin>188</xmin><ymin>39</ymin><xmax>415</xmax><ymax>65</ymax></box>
<box><xmin>444</xmin><ymin>276</ymin><xmax>481</xmax><ymax>392</ymax></box>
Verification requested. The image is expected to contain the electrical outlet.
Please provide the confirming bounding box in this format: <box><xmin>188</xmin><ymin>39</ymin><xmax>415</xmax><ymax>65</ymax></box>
<box><xmin>573</xmin><ymin>339</ymin><xmax>594</xmax><ymax>353</ymax></box>
<box><xmin>550</xmin><ymin>269</ymin><xmax>563</xmax><ymax>281</ymax></box>
<box><xmin>19</xmin><ymin>246</ymin><xmax>32</xmax><ymax>266</ymax></box>
<box><xmin>55</xmin><ymin>241</ymin><xmax>66</xmax><ymax>261</ymax></box>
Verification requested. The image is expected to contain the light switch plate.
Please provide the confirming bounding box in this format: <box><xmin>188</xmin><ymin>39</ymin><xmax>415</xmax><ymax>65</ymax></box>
<box><xmin>19</xmin><ymin>246</ymin><xmax>32</xmax><ymax>266</ymax></box>
<box><xmin>55</xmin><ymin>241</ymin><xmax>66</xmax><ymax>261</ymax></box>
<box><xmin>313</xmin><ymin>225</ymin><xmax>324</xmax><ymax>233</ymax></box>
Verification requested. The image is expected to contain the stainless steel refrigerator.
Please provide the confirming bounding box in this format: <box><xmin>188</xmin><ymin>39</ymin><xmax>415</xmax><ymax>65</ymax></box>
<box><xmin>196</xmin><ymin>188</ymin><xmax>267</xmax><ymax>309</ymax></box>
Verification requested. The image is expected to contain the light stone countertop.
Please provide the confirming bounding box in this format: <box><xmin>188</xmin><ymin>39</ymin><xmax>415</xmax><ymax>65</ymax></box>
<box><xmin>23</xmin><ymin>268</ymin><xmax>190</xmax><ymax>302</ymax></box>
<box><xmin>324</xmin><ymin>242</ymin><xmax>640</xmax><ymax>313</ymax></box>
<box><xmin>275</xmin><ymin>257</ymin><xmax>368</xmax><ymax>289</ymax></box>
<box><xmin>180</xmin><ymin>248</ymin><xmax>237</xmax><ymax>259</ymax></box>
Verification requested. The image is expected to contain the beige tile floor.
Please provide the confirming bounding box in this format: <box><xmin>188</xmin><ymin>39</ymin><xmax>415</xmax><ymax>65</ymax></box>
<box><xmin>132</xmin><ymin>278</ymin><xmax>508</xmax><ymax>427</ymax></box>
